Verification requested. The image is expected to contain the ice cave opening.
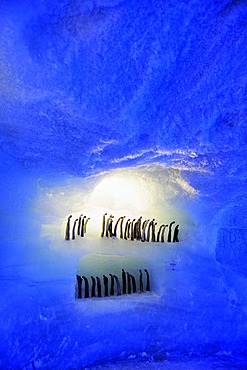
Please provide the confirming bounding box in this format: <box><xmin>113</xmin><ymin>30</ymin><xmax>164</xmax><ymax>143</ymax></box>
<box><xmin>1</xmin><ymin>0</ymin><xmax>247</xmax><ymax>369</ymax></box>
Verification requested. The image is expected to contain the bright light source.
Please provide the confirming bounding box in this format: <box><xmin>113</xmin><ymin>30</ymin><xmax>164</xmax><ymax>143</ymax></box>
<box><xmin>89</xmin><ymin>173</ymin><xmax>149</xmax><ymax>214</ymax></box>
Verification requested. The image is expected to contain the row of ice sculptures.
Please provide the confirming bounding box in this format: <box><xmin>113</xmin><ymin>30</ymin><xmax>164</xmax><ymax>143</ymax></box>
<box><xmin>65</xmin><ymin>214</ymin><xmax>90</xmax><ymax>240</ymax></box>
<box><xmin>76</xmin><ymin>269</ymin><xmax>150</xmax><ymax>299</ymax></box>
<box><xmin>101</xmin><ymin>214</ymin><xmax>179</xmax><ymax>242</ymax></box>
<box><xmin>65</xmin><ymin>213</ymin><xmax>179</xmax><ymax>242</ymax></box>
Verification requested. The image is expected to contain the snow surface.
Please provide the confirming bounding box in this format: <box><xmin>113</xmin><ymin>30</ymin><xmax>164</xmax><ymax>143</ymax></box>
<box><xmin>1</xmin><ymin>0</ymin><xmax>247</xmax><ymax>368</ymax></box>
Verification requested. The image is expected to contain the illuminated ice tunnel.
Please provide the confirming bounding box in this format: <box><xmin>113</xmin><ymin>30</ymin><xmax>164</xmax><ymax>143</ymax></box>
<box><xmin>1</xmin><ymin>0</ymin><xmax>247</xmax><ymax>368</ymax></box>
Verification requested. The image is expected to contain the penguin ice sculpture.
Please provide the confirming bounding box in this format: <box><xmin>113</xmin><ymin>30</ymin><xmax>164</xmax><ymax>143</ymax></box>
<box><xmin>157</xmin><ymin>224</ymin><xmax>164</xmax><ymax>242</ymax></box>
<box><xmin>103</xmin><ymin>275</ymin><xmax>109</xmax><ymax>296</ymax></box>
<box><xmin>130</xmin><ymin>274</ymin><xmax>137</xmax><ymax>293</ymax></box>
<box><xmin>76</xmin><ymin>275</ymin><xmax>82</xmax><ymax>299</ymax></box>
<box><xmin>127</xmin><ymin>272</ymin><xmax>131</xmax><ymax>294</ymax></box>
<box><xmin>139</xmin><ymin>269</ymin><xmax>144</xmax><ymax>293</ymax></box>
<box><xmin>144</xmin><ymin>269</ymin><xmax>150</xmax><ymax>291</ymax></box>
<box><xmin>82</xmin><ymin>276</ymin><xmax>89</xmax><ymax>298</ymax></box>
<box><xmin>109</xmin><ymin>273</ymin><xmax>115</xmax><ymax>296</ymax></box>
<box><xmin>91</xmin><ymin>276</ymin><xmax>96</xmax><ymax>297</ymax></box>
<box><xmin>141</xmin><ymin>219</ymin><xmax>149</xmax><ymax>242</ymax></box>
<box><xmin>77</xmin><ymin>214</ymin><xmax>83</xmax><ymax>236</ymax></box>
<box><xmin>108</xmin><ymin>215</ymin><xmax>114</xmax><ymax>237</ymax></box>
<box><xmin>135</xmin><ymin>217</ymin><xmax>142</xmax><ymax>240</ymax></box>
<box><xmin>161</xmin><ymin>224</ymin><xmax>168</xmax><ymax>243</ymax></box>
<box><xmin>106</xmin><ymin>215</ymin><xmax>114</xmax><ymax>237</ymax></box>
<box><xmin>65</xmin><ymin>215</ymin><xmax>72</xmax><ymax>240</ymax></box>
<box><xmin>96</xmin><ymin>276</ymin><xmax>102</xmax><ymax>298</ymax></box>
<box><xmin>122</xmin><ymin>269</ymin><xmax>127</xmax><ymax>294</ymax></box>
<box><xmin>130</xmin><ymin>219</ymin><xmax>136</xmax><ymax>241</ymax></box>
<box><xmin>167</xmin><ymin>221</ymin><xmax>175</xmax><ymax>242</ymax></box>
<box><xmin>114</xmin><ymin>275</ymin><xmax>121</xmax><ymax>296</ymax></box>
<box><xmin>173</xmin><ymin>225</ymin><xmax>179</xmax><ymax>242</ymax></box>
<box><xmin>124</xmin><ymin>219</ymin><xmax>130</xmax><ymax>240</ymax></box>
<box><xmin>100</xmin><ymin>213</ymin><xmax>107</xmax><ymax>237</ymax></box>
<box><xmin>119</xmin><ymin>216</ymin><xmax>126</xmax><ymax>239</ymax></box>
<box><xmin>84</xmin><ymin>217</ymin><xmax>90</xmax><ymax>234</ymax></box>
<box><xmin>146</xmin><ymin>219</ymin><xmax>155</xmax><ymax>242</ymax></box>
<box><xmin>72</xmin><ymin>219</ymin><xmax>78</xmax><ymax>240</ymax></box>
<box><xmin>113</xmin><ymin>216</ymin><xmax>125</xmax><ymax>238</ymax></box>
<box><xmin>151</xmin><ymin>222</ymin><xmax>157</xmax><ymax>242</ymax></box>
<box><xmin>80</xmin><ymin>216</ymin><xmax>86</xmax><ymax>237</ymax></box>
<box><xmin>127</xmin><ymin>221</ymin><xmax>131</xmax><ymax>239</ymax></box>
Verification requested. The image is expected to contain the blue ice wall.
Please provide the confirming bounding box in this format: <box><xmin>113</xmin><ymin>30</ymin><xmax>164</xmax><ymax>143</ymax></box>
<box><xmin>1</xmin><ymin>0</ymin><xmax>247</xmax><ymax>368</ymax></box>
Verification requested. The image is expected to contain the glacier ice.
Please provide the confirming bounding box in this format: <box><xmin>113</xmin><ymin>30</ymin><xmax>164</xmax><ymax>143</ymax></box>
<box><xmin>0</xmin><ymin>0</ymin><xmax>247</xmax><ymax>368</ymax></box>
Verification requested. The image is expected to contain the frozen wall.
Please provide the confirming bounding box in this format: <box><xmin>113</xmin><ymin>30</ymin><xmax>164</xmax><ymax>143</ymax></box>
<box><xmin>0</xmin><ymin>0</ymin><xmax>247</xmax><ymax>368</ymax></box>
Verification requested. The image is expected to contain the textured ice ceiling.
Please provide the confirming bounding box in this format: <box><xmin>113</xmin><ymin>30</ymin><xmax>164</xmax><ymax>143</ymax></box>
<box><xmin>1</xmin><ymin>0</ymin><xmax>247</xmax><ymax>182</ymax></box>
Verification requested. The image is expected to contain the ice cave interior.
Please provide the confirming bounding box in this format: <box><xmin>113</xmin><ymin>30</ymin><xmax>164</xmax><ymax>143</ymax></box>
<box><xmin>1</xmin><ymin>0</ymin><xmax>247</xmax><ymax>369</ymax></box>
